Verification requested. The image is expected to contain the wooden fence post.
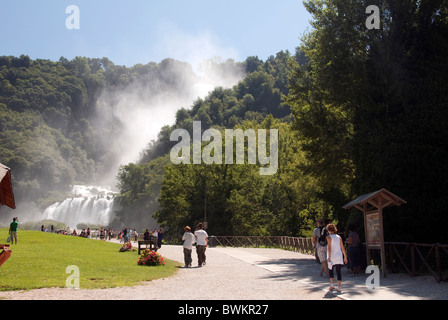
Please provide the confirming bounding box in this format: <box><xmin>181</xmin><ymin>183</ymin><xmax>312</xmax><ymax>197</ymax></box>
<box><xmin>436</xmin><ymin>244</ymin><xmax>442</xmax><ymax>282</ymax></box>
<box><xmin>410</xmin><ymin>244</ymin><xmax>416</xmax><ymax>277</ymax></box>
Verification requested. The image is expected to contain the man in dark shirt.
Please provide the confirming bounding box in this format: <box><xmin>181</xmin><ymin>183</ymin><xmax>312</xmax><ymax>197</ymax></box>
<box><xmin>9</xmin><ymin>217</ymin><xmax>19</xmax><ymax>245</ymax></box>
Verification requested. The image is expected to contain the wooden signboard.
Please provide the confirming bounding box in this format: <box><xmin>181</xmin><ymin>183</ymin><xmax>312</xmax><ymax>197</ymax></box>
<box><xmin>343</xmin><ymin>189</ymin><xmax>406</xmax><ymax>277</ymax></box>
<box><xmin>365</xmin><ymin>211</ymin><xmax>382</xmax><ymax>248</ymax></box>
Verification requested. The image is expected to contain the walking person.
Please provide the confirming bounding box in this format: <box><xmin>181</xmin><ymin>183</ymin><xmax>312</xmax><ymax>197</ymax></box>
<box><xmin>194</xmin><ymin>223</ymin><xmax>208</xmax><ymax>267</ymax></box>
<box><xmin>326</xmin><ymin>224</ymin><xmax>348</xmax><ymax>293</ymax></box>
<box><xmin>157</xmin><ymin>228</ymin><xmax>164</xmax><ymax>249</ymax></box>
<box><xmin>314</xmin><ymin>219</ymin><xmax>330</xmax><ymax>277</ymax></box>
<box><xmin>312</xmin><ymin>219</ymin><xmax>323</xmax><ymax>264</ymax></box>
<box><xmin>182</xmin><ymin>226</ymin><xmax>196</xmax><ymax>267</ymax></box>
<box><xmin>151</xmin><ymin>228</ymin><xmax>158</xmax><ymax>249</ymax></box>
<box><xmin>9</xmin><ymin>217</ymin><xmax>18</xmax><ymax>245</ymax></box>
<box><xmin>347</xmin><ymin>224</ymin><xmax>362</xmax><ymax>276</ymax></box>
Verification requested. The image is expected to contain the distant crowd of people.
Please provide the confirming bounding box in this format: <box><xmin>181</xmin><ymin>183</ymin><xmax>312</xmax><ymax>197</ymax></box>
<box><xmin>39</xmin><ymin>224</ymin><xmax>164</xmax><ymax>248</ymax></box>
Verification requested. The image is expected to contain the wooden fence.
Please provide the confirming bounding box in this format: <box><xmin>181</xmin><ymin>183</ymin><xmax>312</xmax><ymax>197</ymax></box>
<box><xmin>385</xmin><ymin>242</ymin><xmax>448</xmax><ymax>282</ymax></box>
<box><xmin>213</xmin><ymin>236</ymin><xmax>282</xmax><ymax>249</ymax></box>
<box><xmin>212</xmin><ymin>236</ymin><xmax>448</xmax><ymax>282</ymax></box>
<box><xmin>213</xmin><ymin>236</ymin><xmax>314</xmax><ymax>254</ymax></box>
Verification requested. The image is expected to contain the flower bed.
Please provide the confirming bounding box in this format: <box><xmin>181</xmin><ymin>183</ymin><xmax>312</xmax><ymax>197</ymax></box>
<box><xmin>137</xmin><ymin>249</ymin><xmax>165</xmax><ymax>266</ymax></box>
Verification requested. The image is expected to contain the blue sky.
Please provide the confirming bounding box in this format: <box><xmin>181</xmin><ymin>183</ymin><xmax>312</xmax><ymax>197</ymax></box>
<box><xmin>0</xmin><ymin>0</ymin><xmax>312</xmax><ymax>67</ymax></box>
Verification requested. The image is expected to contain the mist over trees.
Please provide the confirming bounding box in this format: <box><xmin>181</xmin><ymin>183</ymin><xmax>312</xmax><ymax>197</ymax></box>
<box><xmin>116</xmin><ymin>51</ymin><xmax>300</xmax><ymax>231</ymax></box>
<box><xmin>0</xmin><ymin>55</ymin><xmax>245</xmax><ymax>220</ymax></box>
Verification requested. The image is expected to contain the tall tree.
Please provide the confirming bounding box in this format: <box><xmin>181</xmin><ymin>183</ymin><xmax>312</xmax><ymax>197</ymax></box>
<box><xmin>286</xmin><ymin>0</ymin><xmax>448</xmax><ymax>242</ymax></box>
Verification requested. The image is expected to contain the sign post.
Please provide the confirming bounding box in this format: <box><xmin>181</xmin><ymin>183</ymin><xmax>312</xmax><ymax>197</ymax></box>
<box><xmin>343</xmin><ymin>189</ymin><xmax>406</xmax><ymax>277</ymax></box>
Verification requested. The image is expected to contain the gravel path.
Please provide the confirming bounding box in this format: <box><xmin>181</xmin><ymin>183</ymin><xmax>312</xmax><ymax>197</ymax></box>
<box><xmin>1</xmin><ymin>244</ymin><xmax>447</xmax><ymax>300</ymax></box>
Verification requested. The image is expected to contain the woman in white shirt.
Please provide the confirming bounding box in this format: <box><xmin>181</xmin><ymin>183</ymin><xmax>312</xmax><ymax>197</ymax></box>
<box><xmin>182</xmin><ymin>226</ymin><xmax>196</xmax><ymax>267</ymax></box>
<box><xmin>326</xmin><ymin>224</ymin><xmax>348</xmax><ymax>293</ymax></box>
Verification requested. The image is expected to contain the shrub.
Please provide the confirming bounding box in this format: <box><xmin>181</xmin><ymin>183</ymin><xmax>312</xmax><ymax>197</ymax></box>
<box><xmin>137</xmin><ymin>249</ymin><xmax>165</xmax><ymax>266</ymax></box>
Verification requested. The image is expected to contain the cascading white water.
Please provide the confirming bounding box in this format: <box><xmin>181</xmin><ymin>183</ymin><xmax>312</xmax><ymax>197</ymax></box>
<box><xmin>42</xmin><ymin>185</ymin><xmax>116</xmax><ymax>230</ymax></box>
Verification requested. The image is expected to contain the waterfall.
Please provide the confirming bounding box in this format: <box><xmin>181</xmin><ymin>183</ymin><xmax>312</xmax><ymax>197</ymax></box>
<box><xmin>42</xmin><ymin>185</ymin><xmax>116</xmax><ymax>230</ymax></box>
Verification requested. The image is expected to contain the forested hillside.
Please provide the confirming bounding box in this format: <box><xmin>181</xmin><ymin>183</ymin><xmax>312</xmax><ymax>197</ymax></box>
<box><xmin>0</xmin><ymin>54</ymin><xmax>245</xmax><ymax>215</ymax></box>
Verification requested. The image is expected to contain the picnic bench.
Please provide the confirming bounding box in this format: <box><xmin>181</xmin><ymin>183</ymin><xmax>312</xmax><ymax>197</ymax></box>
<box><xmin>0</xmin><ymin>244</ymin><xmax>11</xmax><ymax>267</ymax></box>
<box><xmin>137</xmin><ymin>235</ymin><xmax>158</xmax><ymax>255</ymax></box>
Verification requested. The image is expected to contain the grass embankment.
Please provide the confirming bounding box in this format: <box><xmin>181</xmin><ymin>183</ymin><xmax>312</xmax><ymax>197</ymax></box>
<box><xmin>0</xmin><ymin>229</ymin><xmax>180</xmax><ymax>291</ymax></box>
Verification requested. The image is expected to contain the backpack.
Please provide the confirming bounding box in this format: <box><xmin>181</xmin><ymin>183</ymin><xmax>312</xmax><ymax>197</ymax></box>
<box><xmin>318</xmin><ymin>226</ymin><xmax>328</xmax><ymax>246</ymax></box>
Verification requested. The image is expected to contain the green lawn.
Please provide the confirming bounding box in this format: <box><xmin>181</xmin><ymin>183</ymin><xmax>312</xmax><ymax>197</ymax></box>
<box><xmin>0</xmin><ymin>229</ymin><xmax>180</xmax><ymax>291</ymax></box>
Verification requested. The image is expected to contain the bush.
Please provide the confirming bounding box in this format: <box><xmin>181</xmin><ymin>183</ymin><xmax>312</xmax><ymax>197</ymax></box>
<box><xmin>137</xmin><ymin>249</ymin><xmax>165</xmax><ymax>266</ymax></box>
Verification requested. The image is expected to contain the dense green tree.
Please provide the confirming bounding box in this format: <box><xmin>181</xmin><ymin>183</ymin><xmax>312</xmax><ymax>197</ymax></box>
<box><xmin>153</xmin><ymin>116</ymin><xmax>334</xmax><ymax>238</ymax></box>
<box><xmin>113</xmin><ymin>155</ymin><xmax>170</xmax><ymax>229</ymax></box>
<box><xmin>286</xmin><ymin>0</ymin><xmax>448</xmax><ymax>243</ymax></box>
